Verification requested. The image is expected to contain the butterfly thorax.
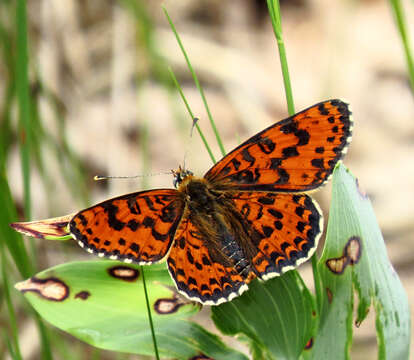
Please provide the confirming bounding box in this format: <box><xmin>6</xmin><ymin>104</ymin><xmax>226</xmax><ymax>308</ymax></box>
<box><xmin>180</xmin><ymin>177</ymin><xmax>218</xmax><ymax>210</ymax></box>
<box><xmin>177</xmin><ymin>176</ymin><xmax>255</xmax><ymax>279</ymax></box>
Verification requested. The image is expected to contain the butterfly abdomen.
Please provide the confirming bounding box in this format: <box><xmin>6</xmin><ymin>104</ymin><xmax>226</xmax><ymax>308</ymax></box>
<box><xmin>178</xmin><ymin>178</ymin><xmax>252</xmax><ymax>277</ymax></box>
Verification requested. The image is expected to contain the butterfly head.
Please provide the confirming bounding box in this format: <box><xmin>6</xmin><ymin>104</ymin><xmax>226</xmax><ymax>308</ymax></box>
<box><xmin>172</xmin><ymin>166</ymin><xmax>194</xmax><ymax>188</ymax></box>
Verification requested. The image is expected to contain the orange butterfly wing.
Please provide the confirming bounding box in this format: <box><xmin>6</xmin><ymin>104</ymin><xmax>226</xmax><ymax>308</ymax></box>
<box><xmin>230</xmin><ymin>192</ymin><xmax>322</xmax><ymax>279</ymax></box>
<box><xmin>205</xmin><ymin>99</ymin><xmax>352</xmax><ymax>191</ymax></box>
<box><xmin>69</xmin><ymin>189</ymin><xmax>184</xmax><ymax>264</ymax></box>
<box><xmin>167</xmin><ymin>215</ymin><xmax>248</xmax><ymax>305</ymax></box>
<box><xmin>67</xmin><ymin>99</ymin><xmax>353</xmax><ymax>306</ymax></box>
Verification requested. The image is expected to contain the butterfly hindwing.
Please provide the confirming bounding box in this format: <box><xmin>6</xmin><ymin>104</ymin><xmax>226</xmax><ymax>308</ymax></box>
<box><xmin>167</xmin><ymin>215</ymin><xmax>249</xmax><ymax>305</ymax></box>
<box><xmin>231</xmin><ymin>192</ymin><xmax>322</xmax><ymax>279</ymax></box>
<box><xmin>69</xmin><ymin>189</ymin><xmax>184</xmax><ymax>264</ymax></box>
<box><xmin>205</xmin><ymin>99</ymin><xmax>352</xmax><ymax>192</ymax></box>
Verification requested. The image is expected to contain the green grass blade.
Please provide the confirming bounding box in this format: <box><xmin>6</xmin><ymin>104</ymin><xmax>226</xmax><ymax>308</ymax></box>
<box><xmin>14</xmin><ymin>2</ymin><xmax>54</xmax><ymax>358</ymax></box>
<box><xmin>388</xmin><ymin>0</ymin><xmax>414</xmax><ymax>94</ymax></box>
<box><xmin>3</xmin><ymin>332</ymin><xmax>18</xmax><ymax>360</ymax></box>
<box><xmin>0</xmin><ymin>147</ymin><xmax>54</xmax><ymax>360</ymax></box>
<box><xmin>0</xmin><ymin>18</ymin><xmax>16</xmax><ymax>160</ymax></box>
<box><xmin>1</xmin><ymin>251</ymin><xmax>23</xmax><ymax>360</ymax></box>
<box><xmin>141</xmin><ymin>266</ymin><xmax>160</xmax><ymax>360</ymax></box>
<box><xmin>168</xmin><ymin>67</ymin><xmax>217</xmax><ymax>164</ymax></box>
<box><xmin>0</xmin><ymin>176</ymin><xmax>33</xmax><ymax>278</ymax></box>
<box><xmin>266</xmin><ymin>0</ymin><xmax>323</xmax><ymax>317</ymax></box>
<box><xmin>15</xmin><ymin>0</ymin><xmax>32</xmax><ymax>220</ymax></box>
<box><xmin>266</xmin><ymin>0</ymin><xmax>295</xmax><ymax>115</ymax></box>
<box><xmin>163</xmin><ymin>6</ymin><xmax>225</xmax><ymax>158</ymax></box>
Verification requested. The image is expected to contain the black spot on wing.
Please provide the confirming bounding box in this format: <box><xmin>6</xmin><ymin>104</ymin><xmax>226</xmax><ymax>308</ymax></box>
<box><xmin>231</xmin><ymin>158</ymin><xmax>241</xmax><ymax>170</ymax></box>
<box><xmin>311</xmin><ymin>158</ymin><xmax>325</xmax><ymax>169</ymax></box>
<box><xmin>318</xmin><ymin>103</ymin><xmax>329</xmax><ymax>115</ymax></box>
<box><xmin>276</xmin><ymin>168</ymin><xmax>289</xmax><ymax>184</ymax></box>
<box><xmin>282</xmin><ymin>146</ymin><xmax>299</xmax><ymax>158</ymax></box>
<box><xmin>101</xmin><ymin>203</ymin><xmax>125</xmax><ymax>231</ymax></box>
<box><xmin>258</xmin><ymin>137</ymin><xmax>276</xmax><ymax>154</ymax></box>
<box><xmin>241</xmin><ymin>148</ymin><xmax>255</xmax><ymax>166</ymax></box>
<box><xmin>270</xmin><ymin>158</ymin><xmax>282</xmax><ymax>169</ymax></box>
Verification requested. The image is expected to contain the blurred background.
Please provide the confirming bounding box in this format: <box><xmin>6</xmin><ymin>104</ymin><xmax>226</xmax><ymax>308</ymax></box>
<box><xmin>1</xmin><ymin>0</ymin><xmax>413</xmax><ymax>359</ymax></box>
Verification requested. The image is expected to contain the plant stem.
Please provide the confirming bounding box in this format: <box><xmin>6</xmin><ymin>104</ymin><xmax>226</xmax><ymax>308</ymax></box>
<box><xmin>388</xmin><ymin>0</ymin><xmax>414</xmax><ymax>95</ymax></box>
<box><xmin>267</xmin><ymin>0</ymin><xmax>322</xmax><ymax>310</ymax></box>
<box><xmin>266</xmin><ymin>0</ymin><xmax>295</xmax><ymax>115</ymax></box>
<box><xmin>168</xmin><ymin>67</ymin><xmax>217</xmax><ymax>164</ymax></box>
<box><xmin>141</xmin><ymin>266</ymin><xmax>160</xmax><ymax>360</ymax></box>
<box><xmin>16</xmin><ymin>0</ymin><xmax>32</xmax><ymax>220</ymax></box>
<box><xmin>163</xmin><ymin>6</ymin><xmax>225</xmax><ymax>158</ymax></box>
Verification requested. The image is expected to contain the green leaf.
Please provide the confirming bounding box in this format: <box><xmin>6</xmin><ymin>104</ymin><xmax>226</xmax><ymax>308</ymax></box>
<box><xmin>15</xmin><ymin>261</ymin><xmax>247</xmax><ymax>360</ymax></box>
<box><xmin>312</xmin><ymin>164</ymin><xmax>411</xmax><ymax>359</ymax></box>
<box><xmin>212</xmin><ymin>271</ymin><xmax>316</xmax><ymax>360</ymax></box>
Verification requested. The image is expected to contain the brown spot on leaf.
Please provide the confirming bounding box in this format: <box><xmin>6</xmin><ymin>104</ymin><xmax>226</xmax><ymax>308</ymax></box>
<box><xmin>108</xmin><ymin>265</ymin><xmax>139</xmax><ymax>281</ymax></box>
<box><xmin>326</xmin><ymin>236</ymin><xmax>362</xmax><ymax>274</ymax></box>
<box><xmin>326</xmin><ymin>256</ymin><xmax>348</xmax><ymax>274</ymax></box>
<box><xmin>326</xmin><ymin>287</ymin><xmax>333</xmax><ymax>304</ymax></box>
<box><xmin>190</xmin><ymin>355</ymin><xmax>214</xmax><ymax>360</ymax></box>
<box><xmin>154</xmin><ymin>297</ymin><xmax>183</xmax><ymax>314</ymax></box>
<box><xmin>346</xmin><ymin>236</ymin><xmax>362</xmax><ymax>265</ymax></box>
<box><xmin>304</xmin><ymin>337</ymin><xmax>313</xmax><ymax>350</ymax></box>
<box><xmin>75</xmin><ymin>291</ymin><xmax>91</xmax><ymax>300</ymax></box>
<box><xmin>15</xmin><ymin>277</ymin><xmax>69</xmax><ymax>301</ymax></box>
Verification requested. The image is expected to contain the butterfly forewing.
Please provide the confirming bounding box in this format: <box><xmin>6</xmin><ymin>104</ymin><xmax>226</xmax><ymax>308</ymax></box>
<box><xmin>231</xmin><ymin>192</ymin><xmax>322</xmax><ymax>279</ymax></box>
<box><xmin>204</xmin><ymin>99</ymin><xmax>352</xmax><ymax>192</ymax></box>
<box><xmin>70</xmin><ymin>189</ymin><xmax>184</xmax><ymax>264</ymax></box>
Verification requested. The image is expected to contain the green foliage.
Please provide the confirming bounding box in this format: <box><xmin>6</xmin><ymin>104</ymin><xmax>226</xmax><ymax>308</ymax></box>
<box><xmin>11</xmin><ymin>164</ymin><xmax>411</xmax><ymax>359</ymax></box>
<box><xmin>312</xmin><ymin>164</ymin><xmax>411</xmax><ymax>359</ymax></box>
<box><xmin>212</xmin><ymin>271</ymin><xmax>316</xmax><ymax>360</ymax></box>
<box><xmin>16</xmin><ymin>261</ymin><xmax>247</xmax><ymax>360</ymax></box>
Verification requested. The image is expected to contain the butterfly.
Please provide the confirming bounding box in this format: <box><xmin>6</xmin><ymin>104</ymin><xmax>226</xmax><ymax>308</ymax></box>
<box><xmin>70</xmin><ymin>99</ymin><xmax>353</xmax><ymax>305</ymax></box>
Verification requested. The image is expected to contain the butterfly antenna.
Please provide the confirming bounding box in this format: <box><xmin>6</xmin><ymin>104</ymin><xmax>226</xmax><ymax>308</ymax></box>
<box><xmin>94</xmin><ymin>172</ymin><xmax>170</xmax><ymax>181</ymax></box>
<box><xmin>182</xmin><ymin>117</ymin><xmax>199</xmax><ymax>171</ymax></box>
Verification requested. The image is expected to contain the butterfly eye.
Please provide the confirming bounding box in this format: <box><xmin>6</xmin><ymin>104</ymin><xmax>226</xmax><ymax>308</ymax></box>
<box><xmin>172</xmin><ymin>169</ymin><xmax>193</xmax><ymax>188</ymax></box>
<box><xmin>173</xmin><ymin>176</ymin><xmax>181</xmax><ymax>188</ymax></box>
